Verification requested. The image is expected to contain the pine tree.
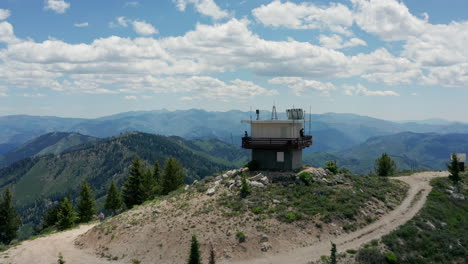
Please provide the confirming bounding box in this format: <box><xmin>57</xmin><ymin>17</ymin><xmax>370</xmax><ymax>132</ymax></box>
<box><xmin>447</xmin><ymin>153</ymin><xmax>461</xmax><ymax>189</ymax></box>
<box><xmin>77</xmin><ymin>180</ymin><xmax>96</xmax><ymax>223</ymax></box>
<box><xmin>142</xmin><ymin>168</ymin><xmax>155</xmax><ymax>201</ymax></box>
<box><xmin>57</xmin><ymin>252</ymin><xmax>66</xmax><ymax>264</ymax></box>
<box><xmin>105</xmin><ymin>180</ymin><xmax>122</xmax><ymax>215</ymax></box>
<box><xmin>375</xmin><ymin>153</ymin><xmax>397</xmax><ymax>176</ymax></box>
<box><xmin>330</xmin><ymin>242</ymin><xmax>337</xmax><ymax>264</ymax></box>
<box><xmin>240</xmin><ymin>173</ymin><xmax>251</xmax><ymax>198</ymax></box>
<box><xmin>152</xmin><ymin>161</ymin><xmax>162</xmax><ymax>195</ymax></box>
<box><xmin>0</xmin><ymin>188</ymin><xmax>21</xmax><ymax>245</ymax></box>
<box><xmin>162</xmin><ymin>157</ymin><xmax>184</xmax><ymax>195</ymax></box>
<box><xmin>209</xmin><ymin>243</ymin><xmax>216</xmax><ymax>264</ymax></box>
<box><xmin>56</xmin><ymin>197</ymin><xmax>77</xmax><ymax>230</ymax></box>
<box><xmin>188</xmin><ymin>235</ymin><xmax>201</xmax><ymax>264</ymax></box>
<box><xmin>122</xmin><ymin>156</ymin><xmax>145</xmax><ymax>208</ymax></box>
<box><xmin>42</xmin><ymin>204</ymin><xmax>60</xmax><ymax>229</ymax></box>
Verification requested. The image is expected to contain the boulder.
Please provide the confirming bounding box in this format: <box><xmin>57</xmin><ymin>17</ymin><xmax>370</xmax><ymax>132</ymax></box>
<box><xmin>206</xmin><ymin>187</ymin><xmax>216</xmax><ymax>196</ymax></box>
<box><xmin>260</xmin><ymin>242</ymin><xmax>272</xmax><ymax>252</ymax></box>
<box><xmin>249</xmin><ymin>181</ymin><xmax>265</xmax><ymax>188</ymax></box>
<box><xmin>259</xmin><ymin>234</ymin><xmax>269</xmax><ymax>243</ymax></box>
<box><xmin>250</xmin><ymin>173</ymin><xmax>264</xmax><ymax>181</ymax></box>
<box><xmin>451</xmin><ymin>193</ymin><xmax>465</xmax><ymax>200</ymax></box>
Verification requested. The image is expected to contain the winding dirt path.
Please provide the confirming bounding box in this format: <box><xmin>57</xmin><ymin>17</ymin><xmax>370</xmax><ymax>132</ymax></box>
<box><xmin>1</xmin><ymin>171</ymin><xmax>448</xmax><ymax>264</ymax></box>
<box><xmin>0</xmin><ymin>224</ymin><xmax>109</xmax><ymax>264</ymax></box>
<box><xmin>229</xmin><ymin>171</ymin><xmax>449</xmax><ymax>264</ymax></box>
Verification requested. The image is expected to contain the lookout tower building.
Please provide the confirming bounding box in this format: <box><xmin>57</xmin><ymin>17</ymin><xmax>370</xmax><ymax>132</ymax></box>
<box><xmin>242</xmin><ymin>108</ymin><xmax>312</xmax><ymax>171</ymax></box>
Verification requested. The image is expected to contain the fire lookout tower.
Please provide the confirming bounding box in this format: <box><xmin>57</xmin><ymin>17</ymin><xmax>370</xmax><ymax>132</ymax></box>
<box><xmin>242</xmin><ymin>107</ymin><xmax>312</xmax><ymax>171</ymax></box>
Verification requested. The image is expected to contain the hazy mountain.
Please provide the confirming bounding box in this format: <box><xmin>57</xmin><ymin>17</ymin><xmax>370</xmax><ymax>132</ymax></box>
<box><xmin>304</xmin><ymin>132</ymin><xmax>468</xmax><ymax>173</ymax></box>
<box><xmin>2</xmin><ymin>110</ymin><xmax>468</xmax><ymax>155</ymax></box>
<box><xmin>0</xmin><ymin>132</ymin><xmax>97</xmax><ymax>168</ymax></box>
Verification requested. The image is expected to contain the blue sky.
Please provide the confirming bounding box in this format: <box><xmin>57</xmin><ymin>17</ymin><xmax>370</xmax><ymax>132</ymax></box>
<box><xmin>0</xmin><ymin>0</ymin><xmax>467</xmax><ymax>121</ymax></box>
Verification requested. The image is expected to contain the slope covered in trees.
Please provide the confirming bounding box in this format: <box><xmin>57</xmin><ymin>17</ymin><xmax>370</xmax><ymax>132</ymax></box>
<box><xmin>0</xmin><ymin>132</ymin><xmax>96</xmax><ymax>168</ymax></box>
<box><xmin>0</xmin><ymin>132</ymin><xmax>245</xmax><ymax>239</ymax></box>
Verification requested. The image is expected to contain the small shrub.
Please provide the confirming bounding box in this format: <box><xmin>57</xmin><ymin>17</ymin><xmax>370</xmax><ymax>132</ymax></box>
<box><xmin>282</xmin><ymin>211</ymin><xmax>299</xmax><ymax>223</ymax></box>
<box><xmin>131</xmin><ymin>259</ymin><xmax>141</xmax><ymax>264</ymax></box>
<box><xmin>384</xmin><ymin>252</ymin><xmax>398</xmax><ymax>264</ymax></box>
<box><xmin>325</xmin><ymin>161</ymin><xmax>338</xmax><ymax>174</ymax></box>
<box><xmin>356</xmin><ymin>248</ymin><xmax>385</xmax><ymax>264</ymax></box>
<box><xmin>236</xmin><ymin>232</ymin><xmax>246</xmax><ymax>243</ymax></box>
<box><xmin>298</xmin><ymin>172</ymin><xmax>313</xmax><ymax>185</ymax></box>
<box><xmin>246</xmin><ymin>160</ymin><xmax>259</xmax><ymax>171</ymax></box>
<box><xmin>346</xmin><ymin>249</ymin><xmax>358</xmax><ymax>254</ymax></box>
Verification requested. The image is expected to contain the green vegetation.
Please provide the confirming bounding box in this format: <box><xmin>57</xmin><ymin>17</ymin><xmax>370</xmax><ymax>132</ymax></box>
<box><xmin>447</xmin><ymin>153</ymin><xmax>461</xmax><ymax>188</ymax></box>
<box><xmin>219</xmin><ymin>173</ymin><xmax>406</xmax><ymax>225</ymax></box>
<box><xmin>209</xmin><ymin>243</ymin><xmax>216</xmax><ymax>264</ymax></box>
<box><xmin>122</xmin><ymin>156</ymin><xmax>146</xmax><ymax>208</ymax></box>
<box><xmin>188</xmin><ymin>235</ymin><xmax>201</xmax><ymax>264</ymax></box>
<box><xmin>375</xmin><ymin>153</ymin><xmax>397</xmax><ymax>176</ymax></box>
<box><xmin>105</xmin><ymin>180</ymin><xmax>122</xmax><ymax>215</ymax></box>
<box><xmin>356</xmin><ymin>175</ymin><xmax>467</xmax><ymax>263</ymax></box>
<box><xmin>56</xmin><ymin>198</ymin><xmax>77</xmax><ymax>230</ymax></box>
<box><xmin>325</xmin><ymin>161</ymin><xmax>338</xmax><ymax>174</ymax></box>
<box><xmin>297</xmin><ymin>171</ymin><xmax>313</xmax><ymax>185</ymax></box>
<box><xmin>330</xmin><ymin>242</ymin><xmax>337</xmax><ymax>264</ymax></box>
<box><xmin>0</xmin><ymin>188</ymin><xmax>21</xmax><ymax>244</ymax></box>
<box><xmin>161</xmin><ymin>157</ymin><xmax>184</xmax><ymax>195</ymax></box>
<box><xmin>77</xmin><ymin>180</ymin><xmax>96</xmax><ymax>223</ymax></box>
<box><xmin>0</xmin><ymin>132</ymin><xmax>240</xmax><ymax>240</ymax></box>
<box><xmin>57</xmin><ymin>252</ymin><xmax>66</xmax><ymax>264</ymax></box>
<box><xmin>239</xmin><ymin>173</ymin><xmax>252</xmax><ymax>198</ymax></box>
<box><xmin>236</xmin><ymin>232</ymin><xmax>246</xmax><ymax>243</ymax></box>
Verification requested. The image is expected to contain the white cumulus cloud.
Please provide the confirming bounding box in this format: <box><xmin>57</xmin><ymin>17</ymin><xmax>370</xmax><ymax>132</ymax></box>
<box><xmin>342</xmin><ymin>84</ymin><xmax>399</xmax><ymax>96</ymax></box>
<box><xmin>173</xmin><ymin>0</ymin><xmax>229</xmax><ymax>20</ymax></box>
<box><xmin>44</xmin><ymin>0</ymin><xmax>71</xmax><ymax>14</ymax></box>
<box><xmin>74</xmin><ymin>22</ymin><xmax>89</xmax><ymax>28</ymax></box>
<box><xmin>269</xmin><ymin>77</ymin><xmax>335</xmax><ymax>96</ymax></box>
<box><xmin>319</xmin><ymin>34</ymin><xmax>366</xmax><ymax>49</ymax></box>
<box><xmin>0</xmin><ymin>9</ymin><xmax>11</xmax><ymax>20</ymax></box>
<box><xmin>111</xmin><ymin>17</ymin><xmax>158</xmax><ymax>36</ymax></box>
<box><xmin>252</xmin><ymin>0</ymin><xmax>353</xmax><ymax>35</ymax></box>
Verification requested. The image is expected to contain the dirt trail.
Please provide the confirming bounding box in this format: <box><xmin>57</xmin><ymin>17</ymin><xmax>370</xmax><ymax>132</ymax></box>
<box><xmin>0</xmin><ymin>224</ymin><xmax>109</xmax><ymax>264</ymax></box>
<box><xmin>1</xmin><ymin>171</ymin><xmax>448</xmax><ymax>264</ymax></box>
<box><xmin>229</xmin><ymin>171</ymin><xmax>449</xmax><ymax>264</ymax></box>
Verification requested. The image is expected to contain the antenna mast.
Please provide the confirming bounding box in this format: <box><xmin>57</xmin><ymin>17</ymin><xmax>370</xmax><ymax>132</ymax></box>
<box><xmin>271</xmin><ymin>104</ymin><xmax>278</xmax><ymax>120</ymax></box>
<box><xmin>309</xmin><ymin>105</ymin><xmax>312</xmax><ymax>134</ymax></box>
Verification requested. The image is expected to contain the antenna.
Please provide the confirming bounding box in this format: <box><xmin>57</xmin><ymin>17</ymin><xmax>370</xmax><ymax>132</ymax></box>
<box><xmin>309</xmin><ymin>105</ymin><xmax>312</xmax><ymax>134</ymax></box>
<box><xmin>271</xmin><ymin>104</ymin><xmax>278</xmax><ymax>120</ymax></box>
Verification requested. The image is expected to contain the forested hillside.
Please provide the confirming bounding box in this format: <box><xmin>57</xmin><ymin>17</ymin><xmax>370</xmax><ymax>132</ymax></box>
<box><xmin>304</xmin><ymin>132</ymin><xmax>468</xmax><ymax>173</ymax></box>
<box><xmin>0</xmin><ymin>132</ymin><xmax>96</xmax><ymax>168</ymax></box>
<box><xmin>0</xmin><ymin>132</ymin><xmax>246</xmax><ymax>239</ymax></box>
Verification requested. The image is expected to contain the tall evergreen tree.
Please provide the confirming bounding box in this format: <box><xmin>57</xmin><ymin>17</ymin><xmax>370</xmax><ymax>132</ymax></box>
<box><xmin>188</xmin><ymin>235</ymin><xmax>201</xmax><ymax>264</ymax></box>
<box><xmin>42</xmin><ymin>204</ymin><xmax>60</xmax><ymax>229</ymax></box>
<box><xmin>122</xmin><ymin>156</ymin><xmax>145</xmax><ymax>208</ymax></box>
<box><xmin>447</xmin><ymin>153</ymin><xmax>461</xmax><ymax>189</ymax></box>
<box><xmin>162</xmin><ymin>157</ymin><xmax>184</xmax><ymax>195</ymax></box>
<box><xmin>209</xmin><ymin>243</ymin><xmax>216</xmax><ymax>264</ymax></box>
<box><xmin>375</xmin><ymin>153</ymin><xmax>397</xmax><ymax>176</ymax></box>
<box><xmin>105</xmin><ymin>180</ymin><xmax>122</xmax><ymax>215</ymax></box>
<box><xmin>56</xmin><ymin>197</ymin><xmax>76</xmax><ymax>230</ymax></box>
<box><xmin>77</xmin><ymin>180</ymin><xmax>96</xmax><ymax>223</ymax></box>
<box><xmin>330</xmin><ymin>242</ymin><xmax>337</xmax><ymax>264</ymax></box>
<box><xmin>152</xmin><ymin>161</ymin><xmax>162</xmax><ymax>195</ymax></box>
<box><xmin>0</xmin><ymin>188</ymin><xmax>21</xmax><ymax>245</ymax></box>
<box><xmin>142</xmin><ymin>167</ymin><xmax>155</xmax><ymax>200</ymax></box>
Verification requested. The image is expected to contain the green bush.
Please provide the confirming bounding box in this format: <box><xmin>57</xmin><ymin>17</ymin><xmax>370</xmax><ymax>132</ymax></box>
<box><xmin>297</xmin><ymin>172</ymin><xmax>313</xmax><ymax>185</ymax></box>
<box><xmin>282</xmin><ymin>211</ymin><xmax>300</xmax><ymax>223</ymax></box>
<box><xmin>325</xmin><ymin>161</ymin><xmax>338</xmax><ymax>174</ymax></box>
<box><xmin>346</xmin><ymin>249</ymin><xmax>358</xmax><ymax>254</ymax></box>
<box><xmin>246</xmin><ymin>160</ymin><xmax>259</xmax><ymax>171</ymax></box>
<box><xmin>384</xmin><ymin>252</ymin><xmax>398</xmax><ymax>264</ymax></box>
<box><xmin>236</xmin><ymin>232</ymin><xmax>246</xmax><ymax>243</ymax></box>
<box><xmin>356</xmin><ymin>248</ymin><xmax>385</xmax><ymax>264</ymax></box>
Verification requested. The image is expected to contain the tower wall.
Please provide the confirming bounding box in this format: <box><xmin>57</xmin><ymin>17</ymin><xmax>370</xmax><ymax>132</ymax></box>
<box><xmin>252</xmin><ymin>149</ymin><xmax>302</xmax><ymax>171</ymax></box>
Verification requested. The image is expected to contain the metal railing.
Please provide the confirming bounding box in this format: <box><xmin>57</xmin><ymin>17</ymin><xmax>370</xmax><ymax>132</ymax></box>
<box><xmin>242</xmin><ymin>136</ymin><xmax>312</xmax><ymax>150</ymax></box>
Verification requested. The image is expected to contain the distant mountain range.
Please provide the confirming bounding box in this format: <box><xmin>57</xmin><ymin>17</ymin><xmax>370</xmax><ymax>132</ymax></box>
<box><xmin>304</xmin><ymin>132</ymin><xmax>468</xmax><ymax>173</ymax></box>
<box><xmin>2</xmin><ymin>109</ymin><xmax>468</xmax><ymax>155</ymax></box>
<box><xmin>0</xmin><ymin>132</ymin><xmax>247</xmax><ymax>239</ymax></box>
<box><xmin>0</xmin><ymin>132</ymin><xmax>97</xmax><ymax>168</ymax></box>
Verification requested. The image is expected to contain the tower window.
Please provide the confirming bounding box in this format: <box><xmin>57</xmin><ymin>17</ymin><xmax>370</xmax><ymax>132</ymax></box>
<box><xmin>277</xmin><ymin>152</ymin><xmax>284</xmax><ymax>162</ymax></box>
